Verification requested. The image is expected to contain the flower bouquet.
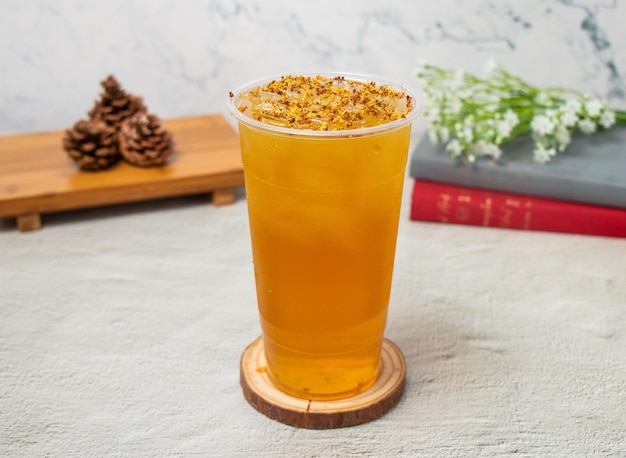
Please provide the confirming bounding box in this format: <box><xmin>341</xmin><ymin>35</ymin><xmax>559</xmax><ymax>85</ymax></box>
<box><xmin>416</xmin><ymin>59</ymin><xmax>626</xmax><ymax>163</ymax></box>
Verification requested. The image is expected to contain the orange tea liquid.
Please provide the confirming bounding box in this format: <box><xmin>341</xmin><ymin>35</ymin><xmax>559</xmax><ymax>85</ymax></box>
<box><xmin>239</xmin><ymin>123</ymin><xmax>412</xmax><ymax>399</ymax></box>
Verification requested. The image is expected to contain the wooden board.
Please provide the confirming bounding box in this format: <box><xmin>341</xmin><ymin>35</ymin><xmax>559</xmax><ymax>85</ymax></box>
<box><xmin>240</xmin><ymin>337</ymin><xmax>406</xmax><ymax>429</ymax></box>
<box><xmin>0</xmin><ymin>114</ymin><xmax>244</xmax><ymax>231</ymax></box>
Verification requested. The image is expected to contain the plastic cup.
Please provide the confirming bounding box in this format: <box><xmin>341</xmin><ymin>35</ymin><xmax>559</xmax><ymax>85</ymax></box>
<box><xmin>229</xmin><ymin>73</ymin><xmax>420</xmax><ymax>400</ymax></box>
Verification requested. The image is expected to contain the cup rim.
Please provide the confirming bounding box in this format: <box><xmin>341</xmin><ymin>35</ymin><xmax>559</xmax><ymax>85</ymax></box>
<box><xmin>227</xmin><ymin>71</ymin><xmax>422</xmax><ymax>138</ymax></box>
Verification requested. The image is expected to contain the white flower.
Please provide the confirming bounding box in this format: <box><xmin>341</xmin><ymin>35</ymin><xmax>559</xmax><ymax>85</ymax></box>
<box><xmin>578</xmin><ymin>118</ymin><xmax>597</xmax><ymax>134</ymax></box>
<box><xmin>545</xmin><ymin>108</ymin><xmax>559</xmax><ymax>119</ymax></box>
<box><xmin>533</xmin><ymin>146</ymin><xmax>555</xmax><ymax>163</ymax></box>
<box><xmin>584</xmin><ymin>98</ymin><xmax>603</xmax><ymax>117</ymax></box>
<box><xmin>446</xmin><ymin>139</ymin><xmax>463</xmax><ymax>157</ymax></box>
<box><xmin>460</xmin><ymin>126</ymin><xmax>474</xmax><ymax>143</ymax></box>
<box><xmin>504</xmin><ymin>109</ymin><xmax>520</xmax><ymax>127</ymax></box>
<box><xmin>554</xmin><ymin>125</ymin><xmax>571</xmax><ymax>151</ymax></box>
<box><xmin>484</xmin><ymin>143</ymin><xmax>502</xmax><ymax>159</ymax></box>
<box><xmin>495</xmin><ymin>109</ymin><xmax>519</xmax><ymax>139</ymax></box>
<box><xmin>531</xmin><ymin>115</ymin><xmax>556</xmax><ymax>136</ymax></box>
<box><xmin>560</xmin><ymin>108</ymin><xmax>579</xmax><ymax>128</ymax></box>
<box><xmin>496</xmin><ymin>120</ymin><xmax>513</xmax><ymax>139</ymax></box>
<box><xmin>564</xmin><ymin>98</ymin><xmax>582</xmax><ymax>114</ymax></box>
<box><xmin>599</xmin><ymin>109</ymin><xmax>616</xmax><ymax>129</ymax></box>
<box><xmin>469</xmin><ymin>140</ymin><xmax>502</xmax><ymax>159</ymax></box>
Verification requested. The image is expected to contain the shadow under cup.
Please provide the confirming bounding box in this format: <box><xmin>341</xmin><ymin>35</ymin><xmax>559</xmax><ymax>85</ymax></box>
<box><xmin>229</xmin><ymin>73</ymin><xmax>419</xmax><ymax>400</ymax></box>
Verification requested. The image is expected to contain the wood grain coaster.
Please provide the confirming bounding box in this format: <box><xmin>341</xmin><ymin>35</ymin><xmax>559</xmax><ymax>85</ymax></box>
<box><xmin>0</xmin><ymin>114</ymin><xmax>244</xmax><ymax>231</ymax></box>
<box><xmin>240</xmin><ymin>336</ymin><xmax>406</xmax><ymax>429</ymax></box>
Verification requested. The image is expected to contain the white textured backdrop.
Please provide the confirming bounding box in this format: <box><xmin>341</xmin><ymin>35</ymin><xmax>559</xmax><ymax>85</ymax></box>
<box><xmin>1</xmin><ymin>0</ymin><xmax>625</xmax><ymax>135</ymax></box>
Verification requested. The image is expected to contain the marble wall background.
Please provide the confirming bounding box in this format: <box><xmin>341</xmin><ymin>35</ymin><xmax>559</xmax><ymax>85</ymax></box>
<box><xmin>1</xmin><ymin>0</ymin><xmax>624</xmax><ymax>135</ymax></box>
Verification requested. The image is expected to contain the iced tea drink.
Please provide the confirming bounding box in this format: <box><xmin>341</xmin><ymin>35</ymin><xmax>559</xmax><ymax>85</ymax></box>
<box><xmin>229</xmin><ymin>74</ymin><xmax>418</xmax><ymax>400</ymax></box>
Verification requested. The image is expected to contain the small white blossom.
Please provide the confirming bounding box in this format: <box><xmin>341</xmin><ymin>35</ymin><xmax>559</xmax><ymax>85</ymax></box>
<box><xmin>484</xmin><ymin>143</ymin><xmax>502</xmax><ymax>159</ymax></box>
<box><xmin>533</xmin><ymin>146</ymin><xmax>555</xmax><ymax>163</ymax></box>
<box><xmin>469</xmin><ymin>140</ymin><xmax>502</xmax><ymax>159</ymax></box>
<box><xmin>504</xmin><ymin>109</ymin><xmax>520</xmax><ymax>127</ymax></box>
<box><xmin>584</xmin><ymin>98</ymin><xmax>603</xmax><ymax>117</ymax></box>
<box><xmin>460</xmin><ymin>126</ymin><xmax>474</xmax><ymax>143</ymax></box>
<box><xmin>564</xmin><ymin>98</ymin><xmax>582</xmax><ymax>114</ymax></box>
<box><xmin>560</xmin><ymin>108</ymin><xmax>579</xmax><ymax>128</ymax></box>
<box><xmin>531</xmin><ymin>115</ymin><xmax>556</xmax><ymax>136</ymax></box>
<box><xmin>599</xmin><ymin>109</ymin><xmax>616</xmax><ymax>129</ymax></box>
<box><xmin>545</xmin><ymin>108</ymin><xmax>559</xmax><ymax>118</ymax></box>
<box><xmin>554</xmin><ymin>125</ymin><xmax>571</xmax><ymax>151</ymax></box>
<box><xmin>495</xmin><ymin>109</ymin><xmax>519</xmax><ymax>140</ymax></box>
<box><xmin>446</xmin><ymin>139</ymin><xmax>463</xmax><ymax>157</ymax></box>
<box><xmin>578</xmin><ymin>118</ymin><xmax>597</xmax><ymax>134</ymax></box>
<box><xmin>496</xmin><ymin>120</ymin><xmax>513</xmax><ymax>139</ymax></box>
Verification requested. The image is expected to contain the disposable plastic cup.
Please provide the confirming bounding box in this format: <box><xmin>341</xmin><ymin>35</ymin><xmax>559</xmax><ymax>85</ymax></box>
<box><xmin>229</xmin><ymin>73</ymin><xmax>420</xmax><ymax>400</ymax></box>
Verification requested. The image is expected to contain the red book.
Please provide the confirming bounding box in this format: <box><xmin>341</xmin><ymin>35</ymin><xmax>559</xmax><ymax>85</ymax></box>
<box><xmin>410</xmin><ymin>179</ymin><xmax>626</xmax><ymax>238</ymax></box>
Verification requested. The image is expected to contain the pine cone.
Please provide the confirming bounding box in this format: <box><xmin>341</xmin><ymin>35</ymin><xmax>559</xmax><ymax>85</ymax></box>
<box><xmin>88</xmin><ymin>75</ymin><xmax>146</xmax><ymax>130</ymax></box>
<box><xmin>118</xmin><ymin>112</ymin><xmax>175</xmax><ymax>167</ymax></box>
<box><xmin>63</xmin><ymin>119</ymin><xmax>120</xmax><ymax>171</ymax></box>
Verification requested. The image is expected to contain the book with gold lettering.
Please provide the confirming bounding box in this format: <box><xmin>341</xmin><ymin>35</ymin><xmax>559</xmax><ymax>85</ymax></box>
<box><xmin>410</xmin><ymin>179</ymin><xmax>626</xmax><ymax>238</ymax></box>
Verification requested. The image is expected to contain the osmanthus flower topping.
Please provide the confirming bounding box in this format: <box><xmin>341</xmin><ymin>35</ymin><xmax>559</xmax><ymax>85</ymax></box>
<box><xmin>230</xmin><ymin>74</ymin><xmax>415</xmax><ymax>131</ymax></box>
<box><xmin>416</xmin><ymin>59</ymin><xmax>626</xmax><ymax>163</ymax></box>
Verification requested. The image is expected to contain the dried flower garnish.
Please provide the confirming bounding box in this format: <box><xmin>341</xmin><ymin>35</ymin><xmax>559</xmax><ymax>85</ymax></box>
<box><xmin>233</xmin><ymin>74</ymin><xmax>414</xmax><ymax>131</ymax></box>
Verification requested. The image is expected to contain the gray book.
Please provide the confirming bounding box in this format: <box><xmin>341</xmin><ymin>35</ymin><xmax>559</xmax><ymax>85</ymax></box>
<box><xmin>409</xmin><ymin>126</ymin><xmax>626</xmax><ymax>210</ymax></box>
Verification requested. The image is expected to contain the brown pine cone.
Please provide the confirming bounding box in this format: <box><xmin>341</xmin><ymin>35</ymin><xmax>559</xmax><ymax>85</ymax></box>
<box><xmin>88</xmin><ymin>75</ymin><xmax>146</xmax><ymax>130</ymax></box>
<box><xmin>62</xmin><ymin>119</ymin><xmax>120</xmax><ymax>171</ymax></box>
<box><xmin>118</xmin><ymin>112</ymin><xmax>175</xmax><ymax>167</ymax></box>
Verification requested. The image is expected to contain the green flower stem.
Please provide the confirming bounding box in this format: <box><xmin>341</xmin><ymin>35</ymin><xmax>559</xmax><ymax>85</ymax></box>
<box><xmin>615</xmin><ymin>109</ymin><xmax>626</xmax><ymax>124</ymax></box>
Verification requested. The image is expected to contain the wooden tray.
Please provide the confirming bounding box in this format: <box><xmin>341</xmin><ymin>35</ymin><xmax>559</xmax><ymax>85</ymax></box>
<box><xmin>0</xmin><ymin>114</ymin><xmax>244</xmax><ymax>231</ymax></box>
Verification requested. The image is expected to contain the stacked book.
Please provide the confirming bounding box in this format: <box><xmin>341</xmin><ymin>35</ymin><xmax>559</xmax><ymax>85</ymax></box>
<box><xmin>409</xmin><ymin>126</ymin><xmax>626</xmax><ymax>238</ymax></box>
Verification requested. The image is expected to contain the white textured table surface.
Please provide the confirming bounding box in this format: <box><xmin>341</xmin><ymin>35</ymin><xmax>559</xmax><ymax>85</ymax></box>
<box><xmin>1</xmin><ymin>158</ymin><xmax>625</xmax><ymax>457</ymax></box>
<box><xmin>3</xmin><ymin>1</ymin><xmax>626</xmax><ymax>455</ymax></box>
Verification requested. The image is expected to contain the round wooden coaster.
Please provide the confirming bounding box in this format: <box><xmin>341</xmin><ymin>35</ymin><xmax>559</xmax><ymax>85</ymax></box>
<box><xmin>240</xmin><ymin>337</ymin><xmax>406</xmax><ymax>429</ymax></box>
